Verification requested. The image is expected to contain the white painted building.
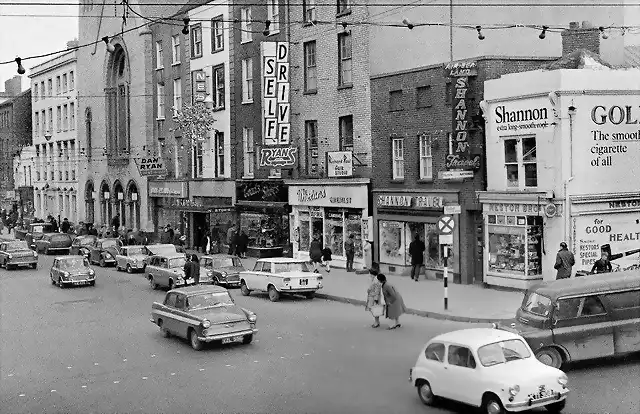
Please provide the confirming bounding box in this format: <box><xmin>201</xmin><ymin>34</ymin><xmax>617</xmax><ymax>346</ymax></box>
<box><xmin>478</xmin><ymin>65</ymin><xmax>640</xmax><ymax>289</ymax></box>
<box><xmin>28</xmin><ymin>44</ymin><xmax>81</xmax><ymax>223</ymax></box>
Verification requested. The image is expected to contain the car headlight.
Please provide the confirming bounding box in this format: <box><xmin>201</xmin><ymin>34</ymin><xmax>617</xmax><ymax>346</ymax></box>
<box><xmin>104</xmin><ymin>253</ymin><xmax>112</xmax><ymax>259</ymax></box>
<box><xmin>508</xmin><ymin>385</ymin><xmax>520</xmax><ymax>396</ymax></box>
<box><xmin>88</xmin><ymin>269</ymin><xmax>95</xmax><ymax>276</ymax></box>
<box><xmin>248</xmin><ymin>314</ymin><xmax>257</xmax><ymax>323</ymax></box>
<box><xmin>220</xmin><ymin>271</ymin><xmax>228</xmax><ymax>278</ymax></box>
<box><xmin>557</xmin><ymin>374</ymin><xmax>568</xmax><ymax>386</ymax></box>
<box><xmin>61</xmin><ymin>271</ymin><xmax>70</xmax><ymax>279</ymax></box>
<box><xmin>202</xmin><ymin>319</ymin><xmax>211</xmax><ymax>328</ymax></box>
<box><xmin>7</xmin><ymin>254</ymin><xmax>12</xmax><ymax>259</ymax></box>
<box><xmin>33</xmin><ymin>251</ymin><xmax>38</xmax><ymax>257</ymax></box>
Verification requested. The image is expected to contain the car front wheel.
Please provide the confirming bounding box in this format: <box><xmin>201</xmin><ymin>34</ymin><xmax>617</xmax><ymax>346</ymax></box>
<box><xmin>242</xmin><ymin>334</ymin><xmax>253</xmax><ymax>345</ymax></box>
<box><xmin>126</xmin><ymin>264</ymin><xmax>133</xmax><ymax>274</ymax></box>
<box><xmin>268</xmin><ymin>285</ymin><xmax>280</xmax><ymax>302</ymax></box>
<box><xmin>149</xmin><ymin>276</ymin><xmax>158</xmax><ymax>290</ymax></box>
<box><xmin>190</xmin><ymin>329</ymin><xmax>203</xmax><ymax>351</ymax></box>
<box><xmin>535</xmin><ymin>347</ymin><xmax>564</xmax><ymax>369</ymax></box>
<box><xmin>240</xmin><ymin>281</ymin><xmax>251</xmax><ymax>296</ymax></box>
<box><xmin>483</xmin><ymin>394</ymin><xmax>506</xmax><ymax>414</ymax></box>
<box><xmin>545</xmin><ymin>400</ymin><xmax>567</xmax><ymax>413</ymax></box>
<box><xmin>417</xmin><ymin>380</ymin><xmax>436</xmax><ymax>406</ymax></box>
<box><xmin>99</xmin><ymin>258</ymin><xmax>106</xmax><ymax>267</ymax></box>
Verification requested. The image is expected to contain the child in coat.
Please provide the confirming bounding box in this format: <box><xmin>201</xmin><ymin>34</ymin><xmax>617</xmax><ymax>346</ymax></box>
<box><xmin>321</xmin><ymin>247</ymin><xmax>332</xmax><ymax>273</ymax></box>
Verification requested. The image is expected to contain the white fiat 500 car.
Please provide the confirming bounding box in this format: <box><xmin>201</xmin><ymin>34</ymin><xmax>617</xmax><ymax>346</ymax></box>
<box><xmin>239</xmin><ymin>258</ymin><xmax>323</xmax><ymax>301</ymax></box>
<box><xmin>410</xmin><ymin>328</ymin><xmax>569</xmax><ymax>414</ymax></box>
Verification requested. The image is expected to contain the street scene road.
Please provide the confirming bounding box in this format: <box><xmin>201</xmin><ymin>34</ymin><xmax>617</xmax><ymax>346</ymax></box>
<box><xmin>1</xmin><ymin>255</ymin><xmax>639</xmax><ymax>414</ymax></box>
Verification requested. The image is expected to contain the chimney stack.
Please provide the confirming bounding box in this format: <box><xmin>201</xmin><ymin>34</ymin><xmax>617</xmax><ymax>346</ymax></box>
<box><xmin>561</xmin><ymin>21</ymin><xmax>601</xmax><ymax>56</ymax></box>
<box><xmin>67</xmin><ymin>40</ymin><xmax>79</xmax><ymax>49</ymax></box>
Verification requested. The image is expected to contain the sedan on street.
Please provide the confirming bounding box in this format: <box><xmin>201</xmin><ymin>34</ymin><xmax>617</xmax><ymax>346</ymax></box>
<box><xmin>35</xmin><ymin>233</ymin><xmax>73</xmax><ymax>255</ymax></box>
<box><xmin>69</xmin><ymin>235</ymin><xmax>98</xmax><ymax>257</ymax></box>
<box><xmin>88</xmin><ymin>238</ymin><xmax>121</xmax><ymax>267</ymax></box>
<box><xmin>200</xmin><ymin>254</ymin><xmax>244</xmax><ymax>287</ymax></box>
<box><xmin>0</xmin><ymin>240</ymin><xmax>38</xmax><ymax>270</ymax></box>
<box><xmin>50</xmin><ymin>255</ymin><xmax>96</xmax><ymax>288</ymax></box>
<box><xmin>150</xmin><ymin>285</ymin><xmax>258</xmax><ymax>351</ymax></box>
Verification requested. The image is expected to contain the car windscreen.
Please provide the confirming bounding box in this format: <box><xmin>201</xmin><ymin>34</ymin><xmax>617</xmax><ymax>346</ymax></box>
<box><xmin>79</xmin><ymin>237</ymin><xmax>96</xmax><ymax>246</ymax></box>
<box><xmin>214</xmin><ymin>258</ymin><xmax>242</xmax><ymax>268</ymax></box>
<box><xmin>51</xmin><ymin>235</ymin><xmax>70</xmax><ymax>242</ymax></box>
<box><xmin>59</xmin><ymin>258</ymin><xmax>89</xmax><ymax>270</ymax></box>
<box><xmin>126</xmin><ymin>247</ymin><xmax>146</xmax><ymax>255</ymax></box>
<box><xmin>31</xmin><ymin>225</ymin><xmax>47</xmax><ymax>233</ymax></box>
<box><xmin>477</xmin><ymin>339</ymin><xmax>532</xmax><ymax>367</ymax></box>
<box><xmin>521</xmin><ymin>292</ymin><xmax>552</xmax><ymax>317</ymax></box>
<box><xmin>102</xmin><ymin>240</ymin><xmax>118</xmax><ymax>249</ymax></box>
<box><xmin>169</xmin><ymin>257</ymin><xmax>186</xmax><ymax>268</ymax></box>
<box><xmin>187</xmin><ymin>292</ymin><xmax>234</xmax><ymax>309</ymax></box>
<box><xmin>273</xmin><ymin>262</ymin><xmax>310</xmax><ymax>273</ymax></box>
<box><xmin>6</xmin><ymin>241</ymin><xmax>29</xmax><ymax>251</ymax></box>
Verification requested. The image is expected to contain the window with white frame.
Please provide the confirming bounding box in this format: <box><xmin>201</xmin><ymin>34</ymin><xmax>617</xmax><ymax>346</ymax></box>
<box><xmin>214</xmin><ymin>131</ymin><xmax>225</xmax><ymax>177</ymax></box>
<box><xmin>155</xmin><ymin>41</ymin><xmax>163</xmax><ymax>68</ymax></box>
<box><xmin>211</xmin><ymin>16</ymin><xmax>224</xmax><ymax>52</ymax></box>
<box><xmin>243</xmin><ymin>127</ymin><xmax>254</xmax><ymax>177</ymax></box>
<box><xmin>419</xmin><ymin>133</ymin><xmax>433</xmax><ymax>180</ymax></box>
<box><xmin>157</xmin><ymin>84</ymin><xmax>165</xmax><ymax>119</ymax></box>
<box><xmin>69</xmin><ymin>71</ymin><xmax>74</xmax><ymax>90</ymax></box>
<box><xmin>212</xmin><ymin>64</ymin><xmax>225</xmax><ymax>109</ymax></box>
<box><xmin>267</xmin><ymin>0</ymin><xmax>280</xmax><ymax>33</ymax></box>
<box><xmin>173</xmin><ymin>78</ymin><xmax>182</xmax><ymax>117</ymax></box>
<box><xmin>339</xmin><ymin>115</ymin><xmax>353</xmax><ymax>151</ymax></box>
<box><xmin>63</xmin><ymin>104</ymin><xmax>68</xmax><ymax>130</ymax></box>
<box><xmin>171</xmin><ymin>35</ymin><xmax>181</xmax><ymax>64</ymax></box>
<box><xmin>63</xmin><ymin>74</ymin><xmax>68</xmax><ymax>93</ymax></box>
<box><xmin>192</xmin><ymin>142</ymin><xmax>204</xmax><ymax>178</ymax></box>
<box><xmin>70</xmin><ymin>102</ymin><xmax>75</xmax><ymax>130</ymax></box>
<box><xmin>504</xmin><ymin>136</ymin><xmax>537</xmax><ymax>188</ymax></box>
<box><xmin>40</xmin><ymin>81</ymin><xmax>45</xmax><ymax>97</ymax></box>
<box><xmin>240</xmin><ymin>8</ymin><xmax>252</xmax><ymax>43</ymax></box>
<box><xmin>190</xmin><ymin>24</ymin><xmax>203</xmax><ymax>58</ymax></box>
<box><xmin>392</xmin><ymin>137</ymin><xmax>405</xmax><ymax>180</ymax></box>
<box><xmin>304</xmin><ymin>41</ymin><xmax>317</xmax><ymax>92</ymax></box>
<box><xmin>338</xmin><ymin>32</ymin><xmax>352</xmax><ymax>86</ymax></box>
<box><xmin>303</xmin><ymin>0</ymin><xmax>316</xmax><ymax>22</ymax></box>
<box><xmin>241</xmin><ymin>58</ymin><xmax>253</xmax><ymax>103</ymax></box>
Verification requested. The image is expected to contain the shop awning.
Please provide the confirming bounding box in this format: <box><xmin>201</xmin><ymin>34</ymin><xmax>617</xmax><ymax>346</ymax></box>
<box><xmin>236</xmin><ymin>201</ymin><xmax>288</xmax><ymax>209</ymax></box>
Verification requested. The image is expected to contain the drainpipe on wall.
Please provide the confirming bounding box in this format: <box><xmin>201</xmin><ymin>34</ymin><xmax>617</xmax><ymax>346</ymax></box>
<box><xmin>565</xmin><ymin>104</ymin><xmax>576</xmax><ymax>250</ymax></box>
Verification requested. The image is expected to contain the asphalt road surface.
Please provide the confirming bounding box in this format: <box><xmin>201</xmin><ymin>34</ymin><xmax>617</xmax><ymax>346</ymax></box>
<box><xmin>1</xmin><ymin>255</ymin><xmax>639</xmax><ymax>414</ymax></box>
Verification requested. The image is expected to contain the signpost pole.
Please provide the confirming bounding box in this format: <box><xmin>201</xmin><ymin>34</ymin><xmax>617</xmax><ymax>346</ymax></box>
<box><xmin>443</xmin><ymin>245</ymin><xmax>449</xmax><ymax>310</ymax></box>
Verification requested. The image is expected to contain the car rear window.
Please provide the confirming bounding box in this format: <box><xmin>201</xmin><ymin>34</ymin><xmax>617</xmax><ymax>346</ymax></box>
<box><xmin>521</xmin><ymin>292</ymin><xmax>552</xmax><ymax>317</ymax></box>
<box><xmin>51</xmin><ymin>235</ymin><xmax>70</xmax><ymax>242</ymax></box>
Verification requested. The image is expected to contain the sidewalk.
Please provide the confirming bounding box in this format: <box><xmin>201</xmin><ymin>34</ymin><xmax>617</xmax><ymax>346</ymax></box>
<box><xmin>189</xmin><ymin>250</ymin><xmax>523</xmax><ymax>323</ymax></box>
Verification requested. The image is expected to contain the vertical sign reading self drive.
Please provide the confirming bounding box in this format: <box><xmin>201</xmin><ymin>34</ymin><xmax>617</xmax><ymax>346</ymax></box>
<box><xmin>261</xmin><ymin>42</ymin><xmax>290</xmax><ymax>146</ymax></box>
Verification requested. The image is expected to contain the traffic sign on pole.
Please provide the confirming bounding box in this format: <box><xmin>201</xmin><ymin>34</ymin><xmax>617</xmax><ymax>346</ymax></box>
<box><xmin>438</xmin><ymin>215</ymin><xmax>455</xmax><ymax>235</ymax></box>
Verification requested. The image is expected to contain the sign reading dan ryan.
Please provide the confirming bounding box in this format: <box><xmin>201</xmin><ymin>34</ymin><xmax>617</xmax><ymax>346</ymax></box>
<box><xmin>575</xmin><ymin>94</ymin><xmax>640</xmax><ymax>193</ymax></box>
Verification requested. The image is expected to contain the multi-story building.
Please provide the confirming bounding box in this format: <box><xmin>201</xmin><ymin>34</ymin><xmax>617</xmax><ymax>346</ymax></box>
<box><xmin>77</xmin><ymin>2</ymin><xmax>186</xmax><ymax>232</ymax></box>
<box><xmin>0</xmin><ymin>81</ymin><xmax>31</xmax><ymax>211</ymax></box>
<box><xmin>13</xmin><ymin>146</ymin><xmax>35</xmax><ymax>217</ymax></box>
<box><xmin>369</xmin><ymin>56</ymin><xmax>555</xmax><ymax>284</ymax></box>
<box><xmin>231</xmin><ymin>0</ymin><xmax>292</xmax><ymax>257</ymax></box>
<box><xmin>148</xmin><ymin>1</ymin><xmax>235</xmax><ymax>248</ymax></box>
<box><xmin>0</xmin><ymin>76</ymin><xmax>22</xmax><ymax>103</ymax></box>
<box><xmin>28</xmin><ymin>42</ymin><xmax>80</xmax><ymax>223</ymax></box>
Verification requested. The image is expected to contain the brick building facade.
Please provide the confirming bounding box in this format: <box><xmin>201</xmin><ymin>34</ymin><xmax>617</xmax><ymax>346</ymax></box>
<box><xmin>370</xmin><ymin>56</ymin><xmax>556</xmax><ymax>284</ymax></box>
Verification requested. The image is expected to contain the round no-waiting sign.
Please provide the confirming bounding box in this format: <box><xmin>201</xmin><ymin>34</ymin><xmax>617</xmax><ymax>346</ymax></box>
<box><xmin>438</xmin><ymin>215</ymin><xmax>455</xmax><ymax>235</ymax></box>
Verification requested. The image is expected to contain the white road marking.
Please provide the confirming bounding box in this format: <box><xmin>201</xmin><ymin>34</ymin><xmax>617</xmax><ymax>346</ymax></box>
<box><xmin>18</xmin><ymin>394</ymin><xmax>25</xmax><ymax>397</ymax></box>
<box><xmin>199</xmin><ymin>368</ymin><xmax>205</xmax><ymax>371</ymax></box>
<box><xmin>94</xmin><ymin>363</ymin><xmax>99</xmax><ymax>366</ymax></box>
<box><xmin>225</xmin><ymin>364</ymin><xmax>232</xmax><ymax>367</ymax></box>
<box><xmin>113</xmin><ymin>381</ymin><xmax>120</xmax><ymax>384</ymax></box>
<box><xmin>51</xmin><ymin>390</ymin><xmax>56</xmax><ymax>393</ymax></box>
<box><xmin>150</xmin><ymin>354</ymin><xmax>156</xmax><ymax>358</ymax></box>
<box><xmin>142</xmin><ymin>377</ymin><xmax>148</xmax><ymax>380</ymax></box>
<box><xmin>280</xmin><ymin>357</ymin><xmax>285</xmax><ymax>359</ymax></box>
<box><xmin>304</xmin><ymin>354</ymin><xmax>310</xmax><ymax>356</ymax></box>
<box><xmin>7</xmin><ymin>374</ymin><xmax>13</xmax><ymax>377</ymax></box>
<box><xmin>254</xmin><ymin>361</ymin><xmax>259</xmax><ymax>363</ymax></box>
<box><xmin>277</xmin><ymin>336</ymin><xmax>282</xmax><ymax>339</ymax></box>
<box><xmin>122</xmin><ymin>359</ymin><xmax>127</xmax><ymax>362</ymax></box>
<box><xmin>82</xmin><ymin>385</ymin><xmax>87</xmax><ymax>388</ymax></box>
<box><xmin>67</xmin><ymin>366</ymin><xmax>72</xmax><ymax>369</ymax></box>
<box><xmin>170</xmin><ymin>373</ymin><xmax>176</xmax><ymax>376</ymax></box>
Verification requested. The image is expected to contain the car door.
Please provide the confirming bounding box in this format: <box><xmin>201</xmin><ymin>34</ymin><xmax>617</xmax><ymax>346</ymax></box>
<box><xmin>173</xmin><ymin>294</ymin><xmax>189</xmax><ymax>338</ymax></box>
<box><xmin>51</xmin><ymin>259</ymin><xmax>60</xmax><ymax>282</ymax></box>
<box><xmin>117</xmin><ymin>248</ymin><xmax>127</xmax><ymax>268</ymax></box>
<box><xmin>244</xmin><ymin>261</ymin><xmax>263</xmax><ymax>290</ymax></box>
<box><xmin>0</xmin><ymin>244</ymin><xmax>6</xmax><ymax>265</ymax></box>
<box><xmin>147</xmin><ymin>257</ymin><xmax>158</xmax><ymax>278</ymax></box>
<box><xmin>158</xmin><ymin>258</ymin><xmax>170</xmax><ymax>287</ymax></box>
<box><xmin>552</xmin><ymin>295</ymin><xmax>614</xmax><ymax>362</ymax></box>
<box><xmin>421</xmin><ymin>342</ymin><xmax>448</xmax><ymax>397</ymax></box>
<box><xmin>444</xmin><ymin>345</ymin><xmax>482</xmax><ymax>405</ymax></box>
<box><xmin>254</xmin><ymin>262</ymin><xmax>271</xmax><ymax>291</ymax></box>
<box><xmin>161</xmin><ymin>292</ymin><xmax>179</xmax><ymax>334</ymax></box>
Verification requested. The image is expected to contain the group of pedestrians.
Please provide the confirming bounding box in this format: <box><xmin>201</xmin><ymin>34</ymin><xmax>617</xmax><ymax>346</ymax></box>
<box><xmin>365</xmin><ymin>262</ymin><xmax>407</xmax><ymax>330</ymax></box>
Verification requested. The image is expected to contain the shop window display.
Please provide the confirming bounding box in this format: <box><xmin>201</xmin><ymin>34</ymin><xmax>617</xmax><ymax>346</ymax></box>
<box><xmin>487</xmin><ymin>215</ymin><xmax>542</xmax><ymax>276</ymax></box>
<box><xmin>298</xmin><ymin>211</ymin><xmax>310</xmax><ymax>251</ymax></box>
<box><xmin>325</xmin><ymin>208</ymin><xmax>344</xmax><ymax>256</ymax></box>
<box><xmin>379</xmin><ymin>220</ymin><xmax>405</xmax><ymax>265</ymax></box>
<box><xmin>345</xmin><ymin>210</ymin><xmax>363</xmax><ymax>259</ymax></box>
<box><xmin>241</xmin><ymin>212</ymin><xmax>288</xmax><ymax>248</ymax></box>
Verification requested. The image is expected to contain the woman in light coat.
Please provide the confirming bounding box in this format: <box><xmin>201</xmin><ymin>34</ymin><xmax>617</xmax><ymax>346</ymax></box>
<box><xmin>377</xmin><ymin>273</ymin><xmax>407</xmax><ymax>330</ymax></box>
<box><xmin>365</xmin><ymin>263</ymin><xmax>383</xmax><ymax>328</ymax></box>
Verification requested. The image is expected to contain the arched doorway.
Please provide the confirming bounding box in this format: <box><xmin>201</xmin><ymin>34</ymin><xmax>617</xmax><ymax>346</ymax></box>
<box><xmin>84</xmin><ymin>180</ymin><xmax>95</xmax><ymax>224</ymax></box>
<box><xmin>113</xmin><ymin>180</ymin><xmax>125</xmax><ymax>228</ymax></box>
<box><xmin>100</xmin><ymin>181</ymin><xmax>111</xmax><ymax>226</ymax></box>
<box><xmin>126</xmin><ymin>180</ymin><xmax>140</xmax><ymax>230</ymax></box>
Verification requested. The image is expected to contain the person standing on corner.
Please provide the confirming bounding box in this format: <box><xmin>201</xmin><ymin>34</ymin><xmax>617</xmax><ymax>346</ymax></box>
<box><xmin>408</xmin><ymin>234</ymin><xmax>425</xmax><ymax>281</ymax></box>
<box><xmin>227</xmin><ymin>225</ymin><xmax>236</xmax><ymax>255</ymax></box>
<box><xmin>554</xmin><ymin>242</ymin><xmax>575</xmax><ymax>280</ymax></box>
<box><xmin>345</xmin><ymin>233</ymin><xmax>356</xmax><ymax>272</ymax></box>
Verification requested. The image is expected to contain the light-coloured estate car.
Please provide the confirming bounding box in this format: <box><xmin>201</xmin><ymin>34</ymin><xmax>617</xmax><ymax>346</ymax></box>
<box><xmin>147</xmin><ymin>253</ymin><xmax>190</xmax><ymax>290</ymax></box>
<box><xmin>410</xmin><ymin>328</ymin><xmax>569</xmax><ymax>414</ymax></box>
<box><xmin>115</xmin><ymin>245</ymin><xmax>149</xmax><ymax>273</ymax></box>
<box><xmin>0</xmin><ymin>240</ymin><xmax>37</xmax><ymax>269</ymax></box>
<box><xmin>239</xmin><ymin>258</ymin><xmax>323</xmax><ymax>302</ymax></box>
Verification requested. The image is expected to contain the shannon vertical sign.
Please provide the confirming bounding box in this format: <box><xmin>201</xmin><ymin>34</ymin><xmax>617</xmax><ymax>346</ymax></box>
<box><xmin>445</xmin><ymin>61</ymin><xmax>477</xmax><ymax>172</ymax></box>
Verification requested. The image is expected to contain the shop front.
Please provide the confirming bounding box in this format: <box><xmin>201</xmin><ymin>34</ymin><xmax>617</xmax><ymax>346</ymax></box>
<box><xmin>287</xmin><ymin>179</ymin><xmax>370</xmax><ymax>269</ymax></box>
<box><xmin>235</xmin><ymin>180</ymin><xmax>289</xmax><ymax>258</ymax></box>
<box><xmin>373</xmin><ymin>190</ymin><xmax>462</xmax><ymax>280</ymax></box>
<box><xmin>149</xmin><ymin>180</ymin><xmax>189</xmax><ymax>242</ymax></box>
<box><xmin>478</xmin><ymin>192</ymin><xmax>564</xmax><ymax>289</ymax></box>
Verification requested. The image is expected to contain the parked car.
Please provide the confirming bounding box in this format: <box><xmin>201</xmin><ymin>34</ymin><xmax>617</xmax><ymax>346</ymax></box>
<box><xmin>116</xmin><ymin>245</ymin><xmax>149</xmax><ymax>273</ymax></box>
<box><xmin>150</xmin><ymin>285</ymin><xmax>258</xmax><ymax>351</ymax></box>
<box><xmin>147</xmin><ymin>253</ymin><xmax>189</xmax><ymax>290</ymax></box>
<box><xmin>50</xmin><ymin>255</ymin><xmax>96</xmax><ymax>288</ymax></box>
<box><xmin>239</xmin><ymin>258</ymin><xmax>323</xmax><ymax>302</ymax></box>
<box><xmin>25</xmin><ymin>222</ymin><xmax>56</xmax><ymax>249</ymax></box>
<box><xmin>0</xmin><ymin>240</ymin><xmax>38</xmax><ymax>270</ymax></box>
<box><xmin>35</xmin><ymin>233</ymin><xmax>73</xmax><ymax>255</ymax></box>
<box><xmin>145</xmin><ymin>243</ymin><xmax>178</xmax><ymax>264</ymax></box>
<box><xmin>495</xmin><ymin>270</ymin><xmax>640</xmax><ymax>369</ymax></box>
<box><xmin>200</xmin><ymin>254</ymin><xmax>244</xmax><ymax>287</ymax></box>
<box><xmin>69</xmin><ymin>235</ymin><xmax>98</xmax><ymax>257</ymax></box>
<box><xmin>410</xmin><ymin>328</ymin><xmax>569</xmax><ymax>414</ymax></box>
<box><xmin>88</xmin><ymin>238</ymin><xmax>121</xmax><ymax>267</ymax></box>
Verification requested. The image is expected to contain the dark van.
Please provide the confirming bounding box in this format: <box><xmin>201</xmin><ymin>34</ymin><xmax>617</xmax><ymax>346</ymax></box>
<box><xmin>495</xmin><ymin>270</ymin><xmax>640</xmax><ymax>369</ymax></box>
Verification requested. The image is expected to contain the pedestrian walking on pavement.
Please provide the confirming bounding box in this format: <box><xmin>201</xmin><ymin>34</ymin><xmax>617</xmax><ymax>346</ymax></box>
<box><xmin>309</xmin><ymin>236</ymin><xmax>323</xmax><ymax>273</ymax></box>
<box><xmin>366</xmin><ymin>268</ymin><xmax>383</xmax><ymax>328</ymax></box>
<box><xmin>377</xmin><ymin>274</ymin><xmax>406</xmax><ymax>330</ymax></box>
<box><xmin>190</xmin><ymin>254</ymin><xmax>200</xmax><ymax>285</ymax></box>
<box><xmin>408</xmin><ymin>234</ymin><xmax>426</xmax><ymax>281</ymax></box>
<box><xmin>321</xmin><ymin>247</ymin><xmax>332</xmax><ymax>273</ymax></box>
<box><xmin>201</xmin><ymin>231</ymin><xmax>211</xmax><ymax>255</ymax></box>
<box><xmin>237</xmin><ymin>231</ymin><xmax>249</xmax><ymax>258</ymax></box>
<box><xmin>554</xmin><ymin>242</ymin><xmax>575</xmax><ymax>280</ymax></box>
<box><xmin>227</xmin><ymin>225</ymin><xmax>237</xmax><ymax>255</ymax></box>
<box><xmin>345</xmin><ymin>234</ymin><xmax>356</xmax><ymax>272</ymax></box>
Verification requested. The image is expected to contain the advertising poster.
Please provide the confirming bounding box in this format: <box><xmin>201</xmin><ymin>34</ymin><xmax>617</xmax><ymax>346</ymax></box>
<box><xmin>573</xmin><ymin>213</ymin><xmax>640</xmax><ymax>272</ymax></box>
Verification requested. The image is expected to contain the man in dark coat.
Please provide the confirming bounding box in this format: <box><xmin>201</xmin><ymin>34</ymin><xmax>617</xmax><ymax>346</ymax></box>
<box><xmin>61</xmin><ymin>218</ymin><xmax>71</xmax><ymax>234</ymax></box>
<box><xmin>344</xmin><ymin>234</ymin><xmax>356</xmax><ymax>272</ymax></box>
<box><xmin>591</xmin><ymin>251</ymin><xmax>612</xmax><ymax>274</ymax></box>
<box><xmin>408</xmin><ymin>234</ymin><xmax>426</xmax><ymax>281</ymax></box>
<box><xmin>111</xmin><ymin>214</ymin><xmax>120</xmax><ymax>232</ymax></box>
<box><xmin>554</xmin><ymin>242</ymin><xmax>575</xmax><ymax>279</ymax></box>
<box><xmin>309</xmin><ymin>236</ymin><xmax>323</xmax><ymax>273</ymax></box>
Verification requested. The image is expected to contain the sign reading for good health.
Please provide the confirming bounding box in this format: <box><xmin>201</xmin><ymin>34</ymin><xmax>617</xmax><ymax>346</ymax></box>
<box><xmin>261</xmin><ymin>42</ymin><xmax>291</xmax><ymax>146</ymax></box>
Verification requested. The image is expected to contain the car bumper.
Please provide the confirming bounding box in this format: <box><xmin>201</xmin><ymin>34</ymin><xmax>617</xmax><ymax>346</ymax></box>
<box><xmin>61</xmin><ymin>279</ymin><xmax>94</xmax><ymax>286</ymax></box>
<box><xmin>504</xmin><ymin>389</ymin><xmax>570</xmax><ymax>411</ymax></box>
<box><xmin>101</xmin><ymin>258</ymin><xmax>116</xmax><ymax>263</ymax></box>
<box><xmin>48</xmin><ymin>247</ymin><xmax>71</xmax><ymax>251</ymax></box>
<box><xmin>198</xmin><ymin>328</ymin><xmax>258</xmax><ymax>343</ymax></box>
<box><xmin>219</xmin><ymin>280</ymin><xmax>241</xmax><ymax>287</ymax></box>
<box><xmin>127</xmin><ymin>263</ymin><xmax>146</xmax><ymax>269</ymax></box>
<box><xmin>278</xmin><ymin>286</ymin><xmax>322</xmax><ymax>293</ymax></box>
<box><xmin>7</xmin><ymin>259</ymin><xmax>37</xmax><ymax>266</ymax></box>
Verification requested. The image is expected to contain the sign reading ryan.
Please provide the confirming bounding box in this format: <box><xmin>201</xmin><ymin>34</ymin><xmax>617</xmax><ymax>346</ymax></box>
<box><xmin>136</xmin><ymin>156</ymin><xmax>167</xmax><ymax>176</ymax></box>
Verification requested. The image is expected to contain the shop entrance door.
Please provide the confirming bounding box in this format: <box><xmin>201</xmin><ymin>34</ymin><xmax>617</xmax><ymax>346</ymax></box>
<box><xmin>473</xmin><ymin>212</ymin><xmax>484</xmax><ymax>283</ymax></box>
<box><xmin>192</xmin><ymin>212</ymin><xmax>208</xmax><ymax>250</ymax></box>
